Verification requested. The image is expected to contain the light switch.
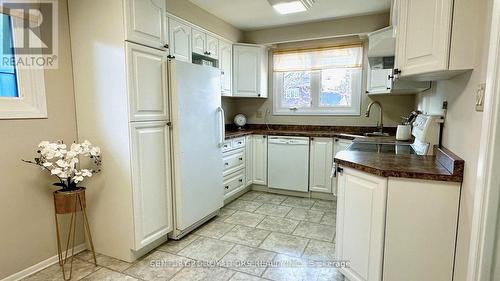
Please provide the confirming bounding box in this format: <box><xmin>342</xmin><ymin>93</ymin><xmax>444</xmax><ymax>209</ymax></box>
<box><xmin>476</xmin><ymin>83</ymin><xmax>486</xmax><ymax>112</ymax></box>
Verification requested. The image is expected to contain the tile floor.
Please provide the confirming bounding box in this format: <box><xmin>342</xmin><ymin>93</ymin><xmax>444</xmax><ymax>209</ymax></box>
<box><xmin>23</xmin><ymin>191</ymin><xmax>344</xmax><ymax>281</ymax></box>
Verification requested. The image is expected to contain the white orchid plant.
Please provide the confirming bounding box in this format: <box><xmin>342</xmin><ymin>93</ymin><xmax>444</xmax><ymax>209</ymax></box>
<box><xmin>23</xmin><ymin>140</ymin><xmax>102</xmax><ymax>192</ymax></box>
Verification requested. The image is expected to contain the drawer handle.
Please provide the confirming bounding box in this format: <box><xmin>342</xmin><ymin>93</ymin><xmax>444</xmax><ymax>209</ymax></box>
<box><xmin>238</xmin><ymin>142</ymin><xmax>242</xmax><ymax>144</ymax></box>
<box><xmin>225</xmin><ymin>186</ymin><xmax>229</xmax><ymax>189</ymax></box>
<box><xmin>239</xmin><ymin>157</ymin><xmax>243</xmax><ymax>161</ymax></box>
<box><xmin>224</xmin><ymin>163</ymin><xmax>229</xmax><ymax>166</ymax></box>
<box><xmin>238</xmin><ymin>179</ymin><xmax>243</xmax><ymax>182</ymax></box>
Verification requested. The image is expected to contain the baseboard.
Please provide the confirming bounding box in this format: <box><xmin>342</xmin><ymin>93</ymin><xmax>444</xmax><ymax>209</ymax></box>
<box><xmin>250</xmin><ymin>184</ymin><xmax>336</xmax><ymax>200</ymax></box>
<box><xmin>1</xmin><ymin>243</ymin><xmax>87</xmax><ymax>281</ymax></box>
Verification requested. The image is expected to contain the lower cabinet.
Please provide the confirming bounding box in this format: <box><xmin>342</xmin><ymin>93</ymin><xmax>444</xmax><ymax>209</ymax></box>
<box><xmin>130</xmin><ymin>121</ymin><xmax>173</xmax><ymax>250</ymax></box>
<box><xmin>309</xmin><ymin>138</ymin><xmax>334</xmax><ymax>193</ymax></box>
<box><xmin>336</xmin><ymin>167</ymin><xmax>387</xmax><ymax>281</ymax></box>
<box><xmin>252</xmin><ymin>135</ymin><xmax>268</xmax><ymax>185</ymax></box>
<box><xmin>245</xmin><ymin>135</ymin><xmax>253</xmax><ymax>187</ymax></box>
<box><xmin>222</xmin><ymin>137</ymin><xmax>247</xmax><ymax>199</ymax></box>
<box><xmin>332</xmin><ymin>138</ymin><xmax>353</xmax><ymax>195</ymax></box>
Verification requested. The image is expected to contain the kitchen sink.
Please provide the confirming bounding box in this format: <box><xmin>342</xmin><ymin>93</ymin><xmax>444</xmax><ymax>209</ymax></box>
<box><xmin>347</xmin><ymin>142</ymin><xmax>416</xmax><ymax>155</ymax></box>
<box><xmin>364</xmin><ymin>132</ymin><xmax>391</xmax><ymax>137</ymax></box>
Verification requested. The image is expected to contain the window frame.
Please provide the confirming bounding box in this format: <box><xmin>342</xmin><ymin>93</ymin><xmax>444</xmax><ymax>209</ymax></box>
<box><xmin>0</xmin><ymin>12</ymin><xmax>47</xmax><ymax>119</ymax></box>
<box><xmin>272</xmin><ymin>44</ymin><xmax>363</xmax><ymax>116</ymax></box>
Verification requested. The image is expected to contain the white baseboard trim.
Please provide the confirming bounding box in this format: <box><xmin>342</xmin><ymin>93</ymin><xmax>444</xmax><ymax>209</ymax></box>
<box><xmin>1</xmin><ymin>243</ymin><xmax>87</xmax><ymax>281</ymax></box>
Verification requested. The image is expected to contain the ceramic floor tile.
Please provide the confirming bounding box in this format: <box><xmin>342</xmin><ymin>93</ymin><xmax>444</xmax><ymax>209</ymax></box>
<box><xmin>319</xmin><ymin>212</ymin><xmax>336</xmax><ymax>226</ymax></box>
<box><xmin>317</xmin><ymin>267</ymin><xmax>345</xmax><ymax>281</ymax></box>
<box><xmin>230</xmin><ymin>272</ymin><xmax>268</xmax><ymax>281</ymax></box>
<box><xmin>238</xmin><ymin>191</ymin><xmax>264</xmax><ymax>201</ymax></box>
<box><xmin>80</xmin><ymin>268</ymin><xmax>138</xmax><ymax>281</ymax></box>
<box><xmin>177</xmin><ymin>236</ymin><xmax>234</xmax><ymax>262</ymax></box>
<box><xmin>254</xmin><ymin>203</ymin><xmax>292</xmax><ymax>217</ymax></box>
<box><xmin>224</xmin><ymin>211</ymin><xmax>265</xmax><ymax>227</ymax></box>
<box><xmin>157</xmin><ymin>234</ymin><xmax>199</xmax><ymax>254</ymax></box>
<box><xmin>310</xmin><ymin>200</ymin><xmax>336</xmax><ymax>212</ymax></box>
<box><xmin>302</xmin><ymin>240</ymin><xmax>336</xmax><ymax>261</ymax></box>
<box><xmin>281</xmin><ymin>197</ymin><xmax>316</xmax><ymax>209</ymax></box>
<box><xmin>215</xmin><ymin>208</ymin><xmax>237</xmax><ymax>221</ymax></box>
<box><xmin>286</xmin><ymin>208</ymin><xmax>324</xmax><ymax>223</ymax></box>
<box><xmin>259</xmin><ymin>232</ymin><xmax>309</xmax><ymax>257</ymax></box>
<box><xmin>75</xmin><ymin>250</ymin><xmax>131</xmax><ymax>272</ymax></box>
<box><xmin>292</xmin><ymin>221</ymin><xmax>335</xmax><ymax>242</ymax></box>
<box><xmin>253</xmin><ymin>193</ymin><xmax>288</xmax><ymax>205</ymax></box>
<box><xmin>123</xmin><ymin>251</ymin><xmax>190</xmax><ymax>281</ymax></box>
<box><xmin>256</xmin><ymin>216</ymin><xmax>300</xmax><ymax>234</ymax></box>
<box><xmin>169</xmin><ymin>267</ymin><xmax>235</xmax><ymax>281</ymax></box>
<box><xmin>225</xmin><ymin>199</ymin><xmax>263</xmax><ymax>212</ymax></box>
<box><xmin>220</xmin><ymin>225</ymin><xmax>270</xmax><ymax>247</ymax></box>
<box><xmin>262</xmin><ymin>254</ymin><xmax>318</xmax><ymax>281</ymax></box>
<box><xmin>23</xmin><ymin>258</ymin><xmax>99</xmax><ymax>281</ymax></box>
<box><xmin>195</xmin><ymin>221</ymin><xmax>236</xmax><ymax>239</ymax></box>
<box><xmin>220</xmin><ymin>245</ymin><xmax>276</xmax><ymax>276</ymax></box>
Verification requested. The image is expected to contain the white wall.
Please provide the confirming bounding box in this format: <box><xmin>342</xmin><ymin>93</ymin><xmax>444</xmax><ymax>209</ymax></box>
<box><xmin>415</xmin><ymin>0</ymin><xmax>493</xmax><ymax>279</ymax></box>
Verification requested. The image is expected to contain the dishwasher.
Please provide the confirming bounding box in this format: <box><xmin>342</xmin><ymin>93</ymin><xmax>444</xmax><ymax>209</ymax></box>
<box><xmin>267</xmin><ymin>136</ymin><xmax>310</xmax><ymax>192</ymax></box>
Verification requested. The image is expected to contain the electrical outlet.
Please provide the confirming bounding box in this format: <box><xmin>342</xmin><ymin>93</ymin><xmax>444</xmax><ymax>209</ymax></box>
<box><xmin>256</xmin><ymin>110</ymin><xmax>263</xmax><ymax>118</ymax></box>
<box><xmin>476</xmin><ymin>83</ymin><xmax>486</xmax><ymax>112</ymax></box>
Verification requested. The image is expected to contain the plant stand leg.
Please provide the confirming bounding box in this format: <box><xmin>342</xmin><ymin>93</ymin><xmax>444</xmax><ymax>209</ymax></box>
<box><xmin>54</xmin><ymin>196</ymin><xmax>79</xmax><ymax>281</ymax></box>
<box><xmin>78</xmin><ymin>193</ymin><xmax>97</xmax><ymax>265</ymax></box>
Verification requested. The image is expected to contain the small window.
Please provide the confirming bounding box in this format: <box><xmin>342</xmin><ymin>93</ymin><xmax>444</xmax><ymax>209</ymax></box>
<box><xmin>0</xmin><ymin>14</ymin><xmax>18</xmax><ymax>98</ymax></box>
<box><xmin>273</xmin><ymin>45</ymin><xmax>363</xmax><ymax>115</ymax></box>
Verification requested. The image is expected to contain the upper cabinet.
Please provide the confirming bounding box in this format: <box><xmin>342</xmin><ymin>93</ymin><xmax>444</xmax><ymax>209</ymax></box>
<box><xmin>206</xmin><ymin>35</ymin><xmax>219</xmax><ymax>60</ymax></box>
<box><xmin>395</xmin><ymin>0</ymin><xmax>479</xmax><ymax>80</ymax></box>
<box><xmin>124</xmin><ymin>0</ymin><xmax>167</xmax><ymax>50</ymax></box>
<box><xmin>233</xmin><ymin>44</ymin><xmax>268</xmax><ymax>98</ymax></box>
<box><xmin>219</xmin><ymin>40</ymin><xmax>233</xmax><ymax>96</ymax></box>
<box><xmin>168</xmin><ymin>18</ymin><xmax>192</xmax><ymax>62</ymax></box>
<box><xmin>191</xmin><ymin>28</ymin><xmax>219</xmax><ymax>60</ymax></box>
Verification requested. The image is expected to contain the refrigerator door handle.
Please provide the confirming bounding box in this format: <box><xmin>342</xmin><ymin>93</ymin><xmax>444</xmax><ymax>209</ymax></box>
<box><xmin>217</xmin><ymin>107</ymin><xmax>225</xmax><ymax>147</ymax></box>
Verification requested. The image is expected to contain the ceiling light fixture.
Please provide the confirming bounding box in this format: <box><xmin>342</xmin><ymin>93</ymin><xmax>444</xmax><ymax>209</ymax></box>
<box><xmin>268</xmin><ymin>0</ymin><xmax>316</xmax><ymax>15</ymax></box>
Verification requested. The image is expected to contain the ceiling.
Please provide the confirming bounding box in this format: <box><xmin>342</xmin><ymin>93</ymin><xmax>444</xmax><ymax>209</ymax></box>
<box><xmin>189</xmin><ymin>0</ymin><xmax>391</xmax><ymax>31</ymax></box>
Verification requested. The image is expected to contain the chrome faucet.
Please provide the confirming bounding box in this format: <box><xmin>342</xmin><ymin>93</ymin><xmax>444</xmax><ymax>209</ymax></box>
<box><xmin>365</xmin><ymin>101</ymin><xmax>384</xmax><ymax>134</ymax></box>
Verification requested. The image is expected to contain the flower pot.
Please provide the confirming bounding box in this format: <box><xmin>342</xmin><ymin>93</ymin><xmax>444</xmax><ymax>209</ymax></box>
<box><xmin>53</xmin><ymin>188</ymin><xmax>86</xmax><ymax>214</ymax></box>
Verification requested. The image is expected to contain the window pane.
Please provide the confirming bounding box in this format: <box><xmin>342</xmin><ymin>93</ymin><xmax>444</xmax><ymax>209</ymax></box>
<box><xmin>0</xmin><ymin>14</ymin><xmax>18</xmax><ymax>98</ymax></box>
<box><xmin>282</xmin><ymin>71</ymin><xmax>311</xmax><ymax>108</ymax></box>
<box><xmin>320</xmin><ymin>68</ymin><xmax>360</xmax><ymax>107</ymax></box>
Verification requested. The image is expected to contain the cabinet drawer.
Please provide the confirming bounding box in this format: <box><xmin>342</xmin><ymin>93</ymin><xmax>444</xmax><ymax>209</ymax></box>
<box><xmin>223</xmin><ymin>170</ymin><xmax>245</xmax><ymax>196</ymax></box>
<box><xmin>232</xmin><ymin>137</ymin><xmax>245</xmax><ymax>149</ymax></box>
<box><xmin>222</xmin><ymin>140</ymin><xmax>232</xmax><ymax>152</ymax></box>
<box><xmin>223</xmin><ymin>149</ymin><xmax>245</xmax><ymax>176</ymax></box>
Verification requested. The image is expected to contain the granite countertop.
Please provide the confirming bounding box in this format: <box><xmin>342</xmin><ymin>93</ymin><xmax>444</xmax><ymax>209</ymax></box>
<box><xmin>334</xmin><ymin>147</ymin><xmax>464</xmax><ymax>182</ymax></box>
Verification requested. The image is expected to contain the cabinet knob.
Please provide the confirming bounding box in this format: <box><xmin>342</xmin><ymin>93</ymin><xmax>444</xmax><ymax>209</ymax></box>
<box><xmin>225</xmin><ymin>186</ymin><xmax>229</xmax><ymax>189</ymax></box>
<box><xmin>167</xmin><ymin>55</ymin><xmax>175</xmax><ymax>59</ymax></box>
<box><xmin>257</xmin><ymin>94</ymin><xmax>261</xmax><ymax>97</ymax></box>
<box><xmin>365</xmin><ymin>90</ymin><xmax>370</xmax><ymax>94</ymax></box>
<box><xmin>335</xmin><ymin>138</ymin><xmax>339</xmax><ymax>142</ymax></box>
<box><xmin>388</xmin><ymin>75</ymin><xmax>395</xmax><ymax>80</ymax></box>
<box><xmin>239</xmin><ymin>157</ymin><xmax>243</xmax><ymax>161</ymax></box>
<box><xmin>263</xmin><ymin>136</ymin><xmax>267</xmax><ymax>138</ymax></box>
<box><xmin>311</xmin><ymin>137</ymin><xmax>314</xmax><ymax>141</ymax></box>
<box><xmin>164</xmin><ymin>44</ymin><xmax>169</xmax><ymax>49</ymax></box>
<box><xmin>239</xmin><ymin>179</ymin><xmax>243</xmax><ymax>182</ymax></box>
<box><xmin>166</xmin><ymin>121</ymin><xmax>172</xmax><ymax>127</ymax></box>
<box><xmin>224</xmin><ymin>163</ymin><xmax>229</xmax><ymax>166</ymax></box>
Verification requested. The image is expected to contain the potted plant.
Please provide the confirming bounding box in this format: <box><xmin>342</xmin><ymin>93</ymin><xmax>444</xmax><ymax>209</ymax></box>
<box><xmin>23</xmin><ymin>140</ymin><xmax>102</xmax><ymax>214</ymax></box>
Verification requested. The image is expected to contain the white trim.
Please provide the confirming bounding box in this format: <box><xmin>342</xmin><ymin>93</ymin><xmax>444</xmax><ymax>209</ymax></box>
<box><xmin>467</xmin><ymin>0</ymin><xmax>500</xmax><ymax>279</ymax></box>
<box><xmin>0</xmin><ymin>243</ymin><xmax>87</xmax><ymax>281</ymax></box>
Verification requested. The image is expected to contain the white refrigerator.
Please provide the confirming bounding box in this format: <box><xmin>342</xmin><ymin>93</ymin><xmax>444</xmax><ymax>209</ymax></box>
<box><xmin>168</xmin><ymin>60</ymin><xmax>225</xmax><ymax>239</ymax></box>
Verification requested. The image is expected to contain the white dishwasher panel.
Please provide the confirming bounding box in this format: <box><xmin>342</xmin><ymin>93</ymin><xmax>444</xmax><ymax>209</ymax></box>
<box><xmin>267</xmin><ymin>136</ymin><xmax>310</xmax><ymax>192</ymax></box>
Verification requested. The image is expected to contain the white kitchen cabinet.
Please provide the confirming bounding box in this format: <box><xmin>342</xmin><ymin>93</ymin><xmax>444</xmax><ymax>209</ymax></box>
<box><xmin>245</xmin><ymin>135</ymin><xmax>253</xmax><ymax>187</ymax></box>
<box><xmin>367</xmin><ymin>68</ymin><xmax>392</xmax><ymax>93</ymax></box>
<box><xmin>130</xmin><ymin>121</ymin><xmax>173</xmax><ymax>250</ymax></box>
<box><xmin>126</xmin><ymin>42</ymin><xmax>169</xmax><ymax>122</ymax></box>
<box><xmin>309</xmin><ymin>138</ymin><xmax>334</xmax><ymax>193</ymax></box>
<box><xmin>395</xmin><ymin>0</ymin><xmax>478</xmax><ymax>80</ymax></box>
<box><xmin>192</xmin><ymin>28</ymin><xmax>206</xmax><ymax>56</ymax></box>
<box><xmin>333</xmin><ymin>138</ymin><xmax>352</xmax><ymax>196</ymax></box>
<box><xmin>233</xmin><ymin>44</ymin><xmax>268</xmax><ymax>98</ymax></box>
<box><xmin>219</xmin><ymin>40</ymin><xmax>233</xmax><ymax>96</ymax></box>
<box><xmin>124</xmin><ymin>0</ymin><xmax>167</xmax><ymax>49</ymax></box>
<box><xmin>206</xmin><ymin>35</ymin><xmax>219</xmax><ymax>60</ymax></box>
<box><xmin>252</xmin><ymin>135</ymin><xmax>268</xmax><ymax>185</ymax></box>
<box><xmin>336</xmin><ymin>167</ymin><xmax>387</xmax><ymax>281</ymax></box>
<box><xmin>168</xmin><ymin>18</ymin><xmax>191</xmax><ymax>62</ymax></box>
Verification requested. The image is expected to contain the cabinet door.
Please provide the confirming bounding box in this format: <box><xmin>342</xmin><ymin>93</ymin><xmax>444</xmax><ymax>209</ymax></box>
<box><xmin>126</xmin><ymin>42</ymin><xmax>168</xmax><ymax>122</ymax></box>
<box><xmin>168</xmin><ymin>18</ymin><xmax>192</xmax><ymax>62</ymax></box>
<box><xmin>395</xmin><ymin>0</ymin><xmax>453</xmax><ymax>76</ymax></box>
<box><xmin>333</xmin><ymin>138</ymin><xmax>352</xmax><ymax>196</ymax></box>
<box><xmin>125</xmin><ymin>0</ymin><xmax>166</xmax><ymax>49</ymax></box>
<box><xmin>130</xmin><ymin>121</ymin><xmax>173</xmax><ymax>250</ymax></box>
<box><xmin>309</xmin><ymin>138</ymin><xmax>333</xmax><ymax>193</ymax></box>
<box><xmin>192</xmin><ymin>28</ymin><xmax>206</xmax><ymax>56</ymax></box>
<box><xmin>219</xmin><ymin>41</ymin><xmax>233</xmax><ymax>96</ymax></box>
<box><xmin>367</xmin><ymin>69</ymin><xmax>392</xmax><ymax>94</ymax></box>
<box><xmin>206</xmin><ymin>34</ymin><xmax>219</xmax><ymax>60</ymax></box>
<box><xmin>336</xmin><ymin>167</ymin><xmax>387</xmax><ymax>281</ymax></box>
<box><xmin>252</xmin><ymin>135</ymin><xmax>267</xmax><ymax>185</ymax></box>
<box><xmin>245</xmin><ymin>135</ymin><xmax>253</xmax><ymax>186</ymax></box>
<box><xmin>233</xmin><ymin>45</ymin><xmax>261</xmax><ymax>97</ymax></box>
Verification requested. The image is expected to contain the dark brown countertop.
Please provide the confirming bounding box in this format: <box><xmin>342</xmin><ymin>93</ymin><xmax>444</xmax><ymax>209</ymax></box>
<box><xmin>334</xmin><ymin>147</ymin><xmax>464</xmax><ymax>182</ymax></box>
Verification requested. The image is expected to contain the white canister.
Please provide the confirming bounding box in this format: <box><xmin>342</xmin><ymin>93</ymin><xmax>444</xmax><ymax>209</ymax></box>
<box><xmin>396</xmin><ymin>125</ymin><xmax>412</xmax><ymax>140</ymax></box>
